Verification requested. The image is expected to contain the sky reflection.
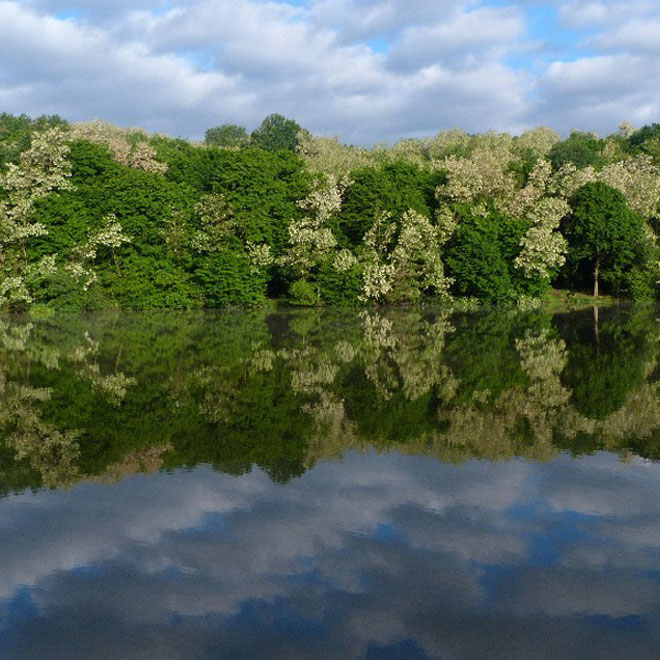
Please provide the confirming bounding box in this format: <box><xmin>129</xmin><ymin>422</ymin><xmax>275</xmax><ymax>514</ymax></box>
<box><xmin>2</xmin><ymin>451</ymin><xmax>660</xmax><ymax>659</ymax></box>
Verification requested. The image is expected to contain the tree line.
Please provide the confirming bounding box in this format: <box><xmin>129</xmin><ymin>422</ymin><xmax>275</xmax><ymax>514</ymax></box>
<box><xmin>1</xmin><ymin>112</ymin><xmax>659</xmax><ymax>311</ymax></box>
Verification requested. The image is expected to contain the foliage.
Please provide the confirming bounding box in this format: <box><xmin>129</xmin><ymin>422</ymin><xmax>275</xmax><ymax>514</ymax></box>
<box><xmin>514</xmin><ymin>198</ymin><xmax>569</xmax><ymax>280</ymax></box>
<box><xmin>563</xmin><ymin>182</ymin><xmax>644</xmax><ymax>296</ymax></box>
<box><xmin>204</xmin><ymin>123</ymin><xmax>250</xmax><ymax>148</ymax></box>
<box><xmin>361</xmin><ymin>209</ymin><xmax>453</xmax><ymax>303</ymax></box>
<box><xmin>549</xmin><ymin>130</ymin><xmax>606</xmax><ymax>170</ymax></box>
<box><xmin>250</xmin><ymin>114</ymin><xmax>302</xmax><ymax>153</ymax></box>
<box><xmin>163</xmin><ymin>143</ymin><xmax>311</xmax><ymax>253</ymax></box>
<box><xmin>445</xmin><ymin>205</ymin><xmax>531</xmax><ymax>302</ymax></box>
<box><xmin>628</xmin><ymin>123</ymin><xmax>660</xmax><ymax>155</ymax></box>
<box><xmin>0</xmin><ymin>128</ymin><xmax>72</xmax><ymax>309</ymax></box>
<box><xmin>70</xmin><ymin>120</ymin><xmax>167</xmax><ymax>173</ymax></box>
<box><xmin>297</xmin><ymin>130</ymin><xmax>373</xmax><ymax>176</ymax></box>
<box><xmin>3</xmin><ymin>114</ymin><xmax>660</xmax><ymax>309</ymax></box>
<box><xmin>190</xmin><ymin>194</ymin><xmax>272</xmax><ymax>306</ymax></box>
<box><xmin>279</xmin><ymin>175</ymin><xmax>346</xmax><ymax>280</ymax></box>
<box><xmin>338</xmin><ymin>161</ymin><xmax>439</xmax><ymax>246</ymax></box>
<box><xmin>0</xmin><ymin>113</ymin><xmax>68</xmax><ymax>171</ymax></box>
<box><xmin>316</xmin><ymin>258</ymin><xmax>363</xmax><ymax>305</ymax></box>
<box><xmin>514</xmin><ymin>126</ymin><xmax>561</xmax><ymax>158</ymax></box>
<box><xmin>289</xmin><ymin>279</ymin><xmax>320</xmax><ymax>306</ymax></box>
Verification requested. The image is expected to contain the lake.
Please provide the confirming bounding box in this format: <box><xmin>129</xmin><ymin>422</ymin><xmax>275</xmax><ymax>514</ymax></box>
<box><xmin>1</xmin><ymin>306</ymin><xmax>660</xmax><ymax>659</ymax></box>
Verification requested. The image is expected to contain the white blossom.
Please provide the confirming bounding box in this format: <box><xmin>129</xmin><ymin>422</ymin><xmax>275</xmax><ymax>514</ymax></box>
<box><xmin>246</xmin><ymin>241</ymin><xmax>273</xmax><ymax>271</ymax></box>
<box><xmin>280</xmin><ymin>175</ymin><xmax>350</xmax><ymax>279</ymax></box>
<box><xmin>0</xmin><ymin>128</ymin><xmax>72</xmax><ymax>309</ymax></box>
<box><xmin>514</xmin><ymin>198</ymin><xmax>569</xmax><ymax>279</ymax></box>
<box><xmin>361</xmin><ymin>210</ymin><xmax>453</xmax><ymax>303</ymax></box>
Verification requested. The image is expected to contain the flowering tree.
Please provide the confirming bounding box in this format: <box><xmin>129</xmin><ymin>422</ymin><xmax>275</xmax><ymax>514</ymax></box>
<box><xmin>435</xmin><ymin>144</ymin><xmax>517</xmax><ymax>208</ymax></box>
<box><xmin>66</xmin><ymin>214</ymin><xmax>132</xmax><ymax>288</ymax></box>
<box><xmin>70</xmin><ymin>120</ymin><xmax>167</xmax><ymax>173</ymax></box>
<box><xmin>514</xmin><ymin>198</ymin><xmax>569</xmax><ymax>279</ymax></box>
<box><xmin>361</xmin><ymin>209</ymin><xmax>453</xmax><ymax>303</ymax></box>
<box><xmin>279</xmin><ymin>175</ymin><xmax>352</xmax><ymax>302</ymax></box>
<box><xmin>297</xmin><ymin>130</ymin><xmax>372</xmax><ymax>176</ymax></box>
<box><xmin>0</xmin><ymin>128</ymin><xmax>72</xmax><ymax>309</ymax></box>
<box><xmin>515</xmin><ymin>127</ymin><xmax>561</xmax><ymax>158</ymax></box>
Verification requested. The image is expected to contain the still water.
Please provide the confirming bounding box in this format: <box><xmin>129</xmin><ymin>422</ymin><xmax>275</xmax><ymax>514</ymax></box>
<box><xmin>1</xmin><ymin>306</ymin><xmax>660</xmax><ymax>659</ymax></box>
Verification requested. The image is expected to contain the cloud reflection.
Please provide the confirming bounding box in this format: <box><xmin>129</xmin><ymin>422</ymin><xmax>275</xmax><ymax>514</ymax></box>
<box><xmin>1</xmin><ymin>452</ymin><xmax>660</xmax><ymax>659</ymax></box>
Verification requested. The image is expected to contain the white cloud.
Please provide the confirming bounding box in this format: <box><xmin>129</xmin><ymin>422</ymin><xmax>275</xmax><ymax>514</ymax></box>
<box><xmin>557</xmin><ymin>1</ymin><xmax>658</xmax><ymax>29</ymax></box>
<box><xmin>308</xmin><ymin>0</ymin><xmax>467</xmax><ymax>42</ymax></box>
<box><xmin>0</xmin><ymin>1</ymin><xmax>252</xmax><ymax>136</ymax></box>
<box><xmin>531</xmin><ymin>54</ymin><xmax>660</xmax><ymax>133</ymax></box>
<box><xmin>587</xmin><ymin>19</ymin><xmax>660</xmax><ymax>54</ymax></box>
<box><xmin>387</xmin><ymin>6</ymin><xmax>525</xmax><ymax>72</ymax></box>
<box><xmin>0</xmin><ymin>0</ymin><xmax>658</xmax><ymax>142</ymax></box>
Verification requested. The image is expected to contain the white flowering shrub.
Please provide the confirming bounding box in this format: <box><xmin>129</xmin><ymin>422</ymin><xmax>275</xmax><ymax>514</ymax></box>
<box><xmin>0</xmin><ymin>128</ymin><xmax>72</xmax><ymax>309</ymax></box>
<box><xmin>279</xmin><ymin>175</ymin><xmax>356</xmax><ymax>301</ymax></box>
<box><xmin>360</xmin><ymin>209</ymin><xmax>453</xmax><ymax>303</ymax></box>
<box><xmin>66</xmin><ymin>214</ymin><xmax>132</xmax><ymax>288</ymax></box>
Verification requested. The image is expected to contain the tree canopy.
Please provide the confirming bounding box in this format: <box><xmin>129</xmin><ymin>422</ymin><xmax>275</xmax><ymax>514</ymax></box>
<box><xmin>204</xmin><ymin>124</ymin><xmax>250</xmax><ymax>148</ymax></box>
<box><xmin>2</xmin><ymin>112</ymin><xmax>660</xmax><ymax>312</ymax></box>
<box><xmin>563</xmin><ymin>182</ymin><xmax>644</xmax><ymax>297</ymax></box>
<box><xmin>250</xmin><ymin>113</ymin><xmax>302</xmax><ymax>152</ymax></box>
<box><xmin>549</xmin><ymin>130</ymin><xmax>606</xmax><ymax>170</ymax></box>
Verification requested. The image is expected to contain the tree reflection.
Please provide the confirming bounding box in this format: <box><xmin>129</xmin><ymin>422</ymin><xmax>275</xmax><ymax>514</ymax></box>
<box><xmin>1</xmin><ymin>305</ymin><xmax>660</xmax><ymax>492</ymax></box>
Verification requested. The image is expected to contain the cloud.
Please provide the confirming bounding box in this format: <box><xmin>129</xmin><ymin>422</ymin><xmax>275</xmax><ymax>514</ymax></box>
<box><xmin>0</xmin><ymin>0</ymin><xmax>658</xmax><ymax>143</ymax></box>
<box><xmin>556</xmin><ymin>1</ymin><xmax>658</xmax><ymax>29</ymax></box>
<box><xmin>0</xmin><ymin>1</ymin><xmax>252</xmax><ymax>136</ymax></box>
<box><xmin>530</xmin><ymin>54</ymin><xmax>660</xmax><ymax>132</ymax></box>
<box><xmin>587</xmin><ymin>19</ymin><xmax>660</xmax><ymax>54</ymax></box>
<box><xmin>311</xmin><ymin>0</ymin><xmax>462</xmax><ymax>34</ymax></box>
<box><xmin>386</xmin><ymin>6</ymin><xmax>525</xmax><ymax>73</ymax></box>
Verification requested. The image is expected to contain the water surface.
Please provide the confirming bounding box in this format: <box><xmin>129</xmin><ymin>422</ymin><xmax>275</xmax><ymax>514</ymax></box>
<box><xmin>1</xmin><ymin>306</ymin><xmax>660</xmax><ymax>659</ymax></box>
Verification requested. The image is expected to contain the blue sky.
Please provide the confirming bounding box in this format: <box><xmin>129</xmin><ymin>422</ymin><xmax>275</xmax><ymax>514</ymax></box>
<box><xmin>1</xmin><ymin>0</ymin><xmax>659</xmax><ymax>142</ymax></box>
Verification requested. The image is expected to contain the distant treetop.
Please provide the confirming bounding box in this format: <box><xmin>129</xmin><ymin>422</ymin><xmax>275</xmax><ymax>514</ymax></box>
<box><xmin>204</xmin><ymin>124</ymin><xmax>250</xmax><ymax>148</ymax></box>
<box><xmin>250</xmin><ymin>114</ymin><xmax>302</xmax><ymax>153</ymax></box>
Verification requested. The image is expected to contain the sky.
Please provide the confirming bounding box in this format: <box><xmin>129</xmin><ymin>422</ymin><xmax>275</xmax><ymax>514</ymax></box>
<box><xmin>0</xmin><ymin>0</ymin><xmax>659</xmax><ymax>143</ymax></box>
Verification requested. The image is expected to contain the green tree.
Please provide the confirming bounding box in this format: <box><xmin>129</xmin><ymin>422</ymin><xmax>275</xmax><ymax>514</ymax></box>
<box><xmin>549</xmin><ymin>130</ymin><xmax>605</xmax><ymax>170</ymax></box>
<box><xmin>163</xmin><ymin>145</ymin><xmax>311</xmax><ymax>255</ymax></box>
<box><xmin>625</xmin><ymin>123</ymin><xmax>660</xmax><ymax>163</ymax></box>
<box><xmin>204</xmin><ymin>124</ymin><xmax>250</xmax><ymax>148</ymax></box>
<box><xmin>444</xmin><ymin>204</ymin><xmax>533</xmax><ymax>303</ymax></box>
<box><xmin>563</xmin><ymin>182</ymin><xmax>644</xmax><ymax>297</ymax></box>
<box><xmin>250</xmin><ymin>114</ymin><xmax>302</xmax><ymax>152</ymax></box>
<box><xmin>628</xmin><ymin>123</ymin><xmax>660</xmax><ymax>151</ymax></box>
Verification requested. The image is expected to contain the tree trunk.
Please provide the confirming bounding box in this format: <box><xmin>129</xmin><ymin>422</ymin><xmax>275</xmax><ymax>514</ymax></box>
<box><xmin>594</xmin><ymin>255</ymin><xmax>600</xmax><ymax>298</ymax></box>
<box><xmin>594</xmin><ymin>304</ymin><xmax>600</xmax><ymax>351</ymax></box>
